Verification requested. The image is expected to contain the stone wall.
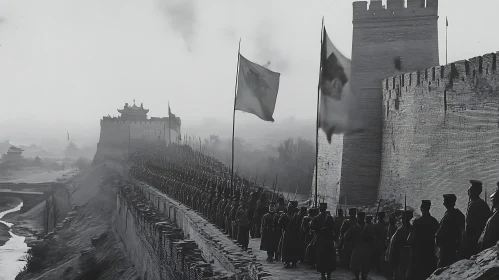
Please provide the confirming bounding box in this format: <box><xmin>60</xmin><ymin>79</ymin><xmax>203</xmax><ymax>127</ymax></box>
<box><xmin>115</xmin><ymin>186</ymin><xmax>230</xmax><ymax>280</ymax></box>
<box><xmin>133</xmin><ymin>181</ymin><xmax>268</xmax><ymax>280</ymax></box>
<box><xmin>380</xmin><ymin>52</ymin><xmax>499</xmax><ymax>219</ymax></box>
<box><xmin>341</xmin><ymin>0</ymin><xmax>439</xmax><ymax>206</ymax></box>
<box><xmin>311</xmin><ymin>132</ymin><xmax>343</xmax><ymax>211</ymax></box>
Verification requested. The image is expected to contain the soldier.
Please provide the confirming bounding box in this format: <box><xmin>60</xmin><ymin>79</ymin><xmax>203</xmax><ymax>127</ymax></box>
<box><xmin>304</xmin><ymin>207</ymin><xmax>319</xmax><ymax>266</ymax></box>
<box><xmin>340</xmin><ymin>208</ymin><xmax>358</xmax><ymax>268</ymax></box>
<box><xmin>236</xmin><ymin>199</ymin><xmax>251</xmax><ymax>250</ymax></box>
<box><xmin>310</xmin><ymin>203</ymin><xmax>336</xmax><ymax>280</ymax></box>
<box><xmin>371</xmin><ymin>211</ymin><xmax>386</xmax><ymax>272</ymax></box>
<box><xmin>252</xmin><ymin>193</ymin><xmax>269</xmax><ymax>239</ymax></box>
<box><xmin>229</xmin><ymin>197</ymin><xmax>240</xmax><ymax>240</ymax></box>
<box><xmin>297</xmin><ymin>206</ymin><xmax>308</xmax><ymax>263</ymax></box>
<box><xmin>406</xmin><ymin>200</ymin><xmax>439</xmax><ymax>280</ymax></box>
<box><xmin>279</xmin><ymin>201</ymin><xmax>301</xmax><ymax>268</ymax></box>
<box><xmin>260</xmin><ymin>203</ymin><xmax>279</xmax><ymax>262</ymax></box>
<box><xmin>347</xmin><ymin>211</ymin><xmax>373</xmax><ymax>280</ymax></box>
<box><xmin>276</xmin><ymin>196</ymin><xmax>287</xmax><ymax>212</ymax></box>
<box><xmin>386</xmin><ymin>210</ymin><xmax>413</xmax><ymax>280</ymax></box>
<box><xmin>247</xmin><ymin>191</ymin><xmax>259</xmax><ymax>239</ymax></box>
<box><xmin>463</xmin><ymin>180</ymin><xmax>491</xmax><ymax>258</ymax></box>
<box><xmin>273</xmin><ymin>208</ymin><xmax>285</xmax><ymax>262</ymax></box>
<box><xmin>435</xmin><ymin>194</ymin><xmax>465</xmax><ymax>268</ymax></box>
<box><xmin>478</xmin><ymin>184</ymin><xmax>499</xmax><ymax>251</ymax></box>
<box><xmin>366</xmin><ymin>215</ymin><xmax>373</xmax><ymax>224</ymax></box>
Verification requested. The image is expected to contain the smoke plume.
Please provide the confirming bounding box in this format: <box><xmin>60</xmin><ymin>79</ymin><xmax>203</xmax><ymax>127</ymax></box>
<box><xmin>159</xmin><ymin>0</ymin><xmax>197</xmax><ymax>51</ymax></box>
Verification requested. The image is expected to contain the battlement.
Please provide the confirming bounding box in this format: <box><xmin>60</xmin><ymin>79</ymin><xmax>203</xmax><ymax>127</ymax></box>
<box><xmin>100</xmin><ymin>116</ymin><xmax>181</xmax><ymax>127</ymax></box>
<box><xmin>383</xmin><ymin>51</ymin><xmax>498</xmax><ymax>95</ymax></box>
<box><xmin>353</xmin><ymin>0</ymin><xmax>438</xmax><ymax>22</ymax></box>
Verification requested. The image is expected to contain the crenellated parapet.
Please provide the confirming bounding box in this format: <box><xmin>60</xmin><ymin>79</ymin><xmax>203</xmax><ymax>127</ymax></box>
<box><xmin>353</xmin><ymin>0</ymin><xmax>438</xmax><ymax>23</ymax></box>
<box><xmin>383</xmin><ymin>52</ymin><xmax>499</xmax><ymax>108</ymax></box>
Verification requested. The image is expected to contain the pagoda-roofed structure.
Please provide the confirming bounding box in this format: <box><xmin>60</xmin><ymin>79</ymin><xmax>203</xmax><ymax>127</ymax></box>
<box><xmin>117</xmin><ymin>101</ymin><xmax>149</xmax><ymax>121</ymax></box>
<box><xmin>2</xmin><ymin>145</ymin><xmax>24</xmax><ymax>164</ymax></box>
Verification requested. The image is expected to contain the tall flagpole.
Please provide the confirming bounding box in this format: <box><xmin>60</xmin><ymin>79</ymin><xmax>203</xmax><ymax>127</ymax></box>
<box><xmin>315</xmin><ymin>17</ymin><xmax>324</xmax><ymax>208</ymax></box>
<box><xmin>168</xmin><ymin>101</ymin><xmax>172</xmax><ymax>145</ymax></box>
<box><xmin>446</xmin><ymin>16</ymin><xmax>448</xmax><ymax>64</ymax></box>
<box><xmin>231</xmin><ymin>39</ymin><xmax>242</xmax><ymax>193</ymax></box>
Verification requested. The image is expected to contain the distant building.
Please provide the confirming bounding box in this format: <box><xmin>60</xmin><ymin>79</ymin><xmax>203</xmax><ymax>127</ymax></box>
<box><xmin>2</xmin><ymin>146</ymin><xmax>24</xmax><ymax>164</ymax></box>
<box><xmin>94</xmin><ymin>101</ymin><xmax>181</xmax><ymax>161</ymax></box>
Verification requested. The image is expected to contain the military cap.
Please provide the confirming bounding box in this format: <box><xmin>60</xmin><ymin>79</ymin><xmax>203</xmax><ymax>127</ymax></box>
<box><xmin>348</xmin><ymin>208</ymin><xmax>357</xmax><ymax>215</ymax></box>
<box><xmin>357</xmin><ymin>212</ymin><xmax>366</xmax><ymax>217</ymax></box>
<box><xmin>469</xmin><ymin>180</ymin><xmax>483</xmax><ymax>191</ymax></box>
<box><xmin>376</xmin><ymin>211</ymin><xmax>385</xmax><ymax>217</ymax></box>
<box><xmin>366</xmin><ymin>215</ymin><xmax>373</xmax><ymax>221</ymax></box>
<box><xmin>421</xmin><ymin>200</ymin><xmax>431</xmax><ymax>207</ymax></box>
<box><xmin>290</xmin><ymin>201</ymin><xmax>299</xmax><ymax>208</ymax></box>
<box><xmin>300</xmin><ymin>206</ymin><xmax>308</xmax><ymax>212</ymax></box>
<box><xmin>309</xmin><ymin>208</ymin><xmax>319</xmax><ymax>216</ymax></box>
<box><xmin>443</xmin><ymin>194</ymin><xmax>457</xmax><ymax>203</ymax></box>
<box><xmin>337</xmin><ymin>209</ymin><xmax>344</xmax><ymax>215</ymax></box>
<box><xmin>319</xmin><ymin>203</ymin><xmax>327</xmax><ymax>210</ymax></box>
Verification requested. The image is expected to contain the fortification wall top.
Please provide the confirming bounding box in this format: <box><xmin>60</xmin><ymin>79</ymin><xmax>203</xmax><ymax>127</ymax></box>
<box><xmin>100</xmin><ymin>116</ymin><xmax>181</xmax><ymax>127</ymax></box>
<box><xmin>383</xmin><ymin>51</ymin><xmax>498</xmax><ymax>102</ymax></box>
<box><xmin>353</xmin><ymin>0</ymin><xmax>438</xmax><ymax>22</ymax></box>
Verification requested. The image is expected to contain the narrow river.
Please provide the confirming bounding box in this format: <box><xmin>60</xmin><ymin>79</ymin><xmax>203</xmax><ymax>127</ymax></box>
<box><xmin>0</xmin><ymin>202</ymin><xmax>28</xmax><ymax>280</ymax></box>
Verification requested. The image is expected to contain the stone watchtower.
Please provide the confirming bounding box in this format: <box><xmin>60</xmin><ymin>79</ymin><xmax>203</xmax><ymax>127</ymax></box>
<box><xmin>340</xmin><ymin>0</ymin><xmax>439</xmax><ymax>206</ymax></box>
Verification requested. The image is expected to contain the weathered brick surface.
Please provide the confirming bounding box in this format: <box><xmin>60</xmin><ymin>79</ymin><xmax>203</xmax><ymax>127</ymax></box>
<box><xmin>341</xmin><ymin>0</ymin><xmax>440</xmax><ymax>206</ymax></box>
<box><xmin>380</xmin><ymin>52</ymin><xmax>499</xmax><ymax>219</ymax></box>
<box><xmin>133</xmin><ymin>181</ymin><xmax>267</xmax><ymax>280</ymax></box>
<box><xmin>115</xmin><ymin>186</ymin><xmax>229</xmax><ymax>280</ymax></box>
<box><xmin>312</xmin><ymin>133</ymin><xmax>343</xmax><ymax>210</ymax></box>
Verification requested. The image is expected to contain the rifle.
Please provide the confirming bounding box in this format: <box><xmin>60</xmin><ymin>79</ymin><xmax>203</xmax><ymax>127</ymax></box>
<box><xmin>292</xmin><ymin>184</ymin><xmax>299</xmax><ymax>201</ymax></box>
<box><xmin>374</xmin><ymin>198</ymin><xmax>382</xmax><ymax>223</ymax></box>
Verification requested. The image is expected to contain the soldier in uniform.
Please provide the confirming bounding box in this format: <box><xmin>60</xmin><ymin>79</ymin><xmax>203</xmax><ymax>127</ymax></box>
<box><xmin>279</xmin><ymin>201</ymin><xmax>301</xmax><ymax>268</ymax></box>
<box><xmin>304</xmin><ymin>207</ymin><xmax>319</xmax><ymax>266</ymax></box>
<box><xmin>297</xmin><ymin>206</ymin><xmax>308</xmax><ymax>263</ymax></box>
<box><xmin>236</xmin><ymin>199</ymin><xmax>251</xmax><ymax>250</ymax></box>
<box><xmin>478</xmin><ymin>184</ymin><xmax>499</xmax><ymax>251</ymax></box>
<box><xmin>371</xmin><ymin>211</ymin><xmax>386</xmax><ymax>272</ymax></box>
<box><xmin>310</xmin><ymin>203</ymin><xmax>336</xmax><ymax>280</ymax></box>
<box><xmin>406</xmin><ymin>200</ymin><xmax>439</xmax><ymax>280</ymax></box>
<box><xmin>260</xmin><ymin>203</ymin><xmax>279</xmax><ymax>262</ymax></box>
<box><xmin>435</xmin><ymin>194</ymin><xmax>465</xmax><ymax>268</ymax></box>
<box><xmin>252</xmin><ymin>193</ymin><xmax>269</xmax><ymax>239</ymax></box>
<box><xmin>347</xmin><ymin>211</ymin><xmax>374</xmax><ymax>280</ymax></box>
<box><xmin>340</xmin><ymin>208</ymin><xmax>358</xmax><ymax>268</ymax></box>
<box><xmin>463</xmin><ymin>180</ymin><xmax>491</xmax><ymax>258</ymax></box>
<box><xmin>386</xmin><ymin>210</ymin><xmax>413</xmax><ymax>280</ymax></box>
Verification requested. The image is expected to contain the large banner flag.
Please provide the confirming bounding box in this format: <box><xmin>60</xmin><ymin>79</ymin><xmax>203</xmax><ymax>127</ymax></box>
<box><xmin>319</xmin><ymin>27</ymin><xmax>361</xmax><ymax>143</ymax></box>
<box><xmin>235</xmin><ymin>54</ymin><xmax>280</xmax><ymax>122</ymax></box>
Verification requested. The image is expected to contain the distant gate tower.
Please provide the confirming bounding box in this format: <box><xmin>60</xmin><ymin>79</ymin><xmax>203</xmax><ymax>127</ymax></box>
<box><xmin>340</xmin><ymin>0</ymin><xmax>439</xmax><ymax>205</ymax></box>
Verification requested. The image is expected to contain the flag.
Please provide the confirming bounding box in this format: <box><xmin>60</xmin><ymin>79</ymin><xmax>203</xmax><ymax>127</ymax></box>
<box><xmin>446</xmin><ymin>17</ymin><xmax>448</xmax><ymax>27</ymax></box>
<box><xmin>235</xmin><ymin>54</ymin><xmax>280</xmax><ymax>122</ymax></box>
<box><xmin>319</xmin><ymin>27</ymin><xmax>362</xmax><ymax>143</ymax></box>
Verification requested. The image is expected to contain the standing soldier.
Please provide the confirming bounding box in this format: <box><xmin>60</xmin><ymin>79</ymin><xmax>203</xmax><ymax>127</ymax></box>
<box><xmin>304</xmin><ymin>207</ymin><xmax>319</xmax><ymax>266</ymax></box>
<box><xmin>463</xmin><ymin>180</ymin><xmax>491</xmax><ymax>258</ymax></box>
<box><xmin>347</xmin><ymin>211</ymin><xmax>374</xmax><ymax>280</ymax></box>
<box><xmin>253</xmin><ymin>194</ymin><xmax>268</xmax><ymax>238</ymax></box>
<box><xmin>236</xmin><ymin>199</ymin><xmax>251</xmax><ymax>250</ymax></box>
<box><xmin>310</xmin><ymin>203</ymin><xmax>336</xmax><ymax>280</ymax></box>
<box><xmin>478</xmin><ymin>184</ymin><xmax>499</xmax><ymax>251</ymax></box>
<box><xmin>279</xmin><ymin>201</ymin><xmax>300</xmax><ymax>268</ymax></box>
<box><xmin>260</xmin><ymin>203</ymin><xmax>279</xmax><ymax>262</ymax></box>
<box><xmin>297</xmin><ymin>206</ymin><xmax>308</xmax><ymax>263</ymax></box>
<box><xmin>386</xmin><ymin>210</ymin><xmax>413</xmax><ymax>280</ymax></box>
<box><xmin>435</xmin><ymin>194</ymin><xmax>465</xmax><ymax>268</ymax></box>
<box><xmin>340</xmin><ymin>208</ymin><xmax>358</xmax><ymax>268</ymax></box>
<box><xmin>371</xmin><ymin>211</ymin><xmax>386</xmax><ymax>273</ymax></box>
<box><xmin>406</xmin><ymin>200</ymin><xmax>439</xmax><ymax>280</ymax></box>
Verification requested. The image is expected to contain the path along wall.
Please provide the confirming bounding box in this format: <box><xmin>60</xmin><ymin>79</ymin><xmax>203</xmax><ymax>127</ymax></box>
<box><xmin>132</xmin><ymin>181</ymin><xmax>268</xmax><ymax>280</ymax></box>
<box><xmin>380</xmin><ymin>52</ymin><xmax>499</xmax><ymax>219</ymax></box>
<box><xmin>115</xmin><ymin>186</ymin><xmax>233</xmax><ymax>280</ymax></box>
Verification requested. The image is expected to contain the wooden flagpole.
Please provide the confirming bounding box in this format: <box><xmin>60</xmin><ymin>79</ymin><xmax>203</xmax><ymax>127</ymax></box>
<box><xmin>314</xmin><ymin>17</ymin><xmax>324</xmax><ymax>208</ymax></box>
<box><xmin>446</xmin><ymin>16</ymin><xmax>448</xmax><ymax>64</ymax></box>
<box><xmin>168</xmin><ymin>101</ymin><xmax>172</xmax><ymax>145</ymax></box>
<box><xmin>231</xmin><ymin>38</ymin><xmax>242</xmax><ymax>193</ymax></box>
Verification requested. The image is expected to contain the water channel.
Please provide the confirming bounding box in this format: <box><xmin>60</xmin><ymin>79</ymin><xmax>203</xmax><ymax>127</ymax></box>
<box><xmin>0</xmin><ymin>202</ymin><xmax>28</xmax><ymax>280</ymax></box>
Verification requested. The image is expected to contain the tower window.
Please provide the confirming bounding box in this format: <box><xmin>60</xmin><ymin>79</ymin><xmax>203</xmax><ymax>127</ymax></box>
<box><xmin>394</xmin><ymin>57</ymin><xmax>402</xmax><ymax>71</ymax></box>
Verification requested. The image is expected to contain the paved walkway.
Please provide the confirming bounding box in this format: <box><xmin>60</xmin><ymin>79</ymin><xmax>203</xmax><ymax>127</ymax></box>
<box><xmin>246</xmin><ymin>238</ymin><xmax>387</xmax><ymax>280</ymax></box>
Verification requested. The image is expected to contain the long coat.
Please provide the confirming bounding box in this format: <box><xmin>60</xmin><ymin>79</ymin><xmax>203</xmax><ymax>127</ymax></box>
<box><xmin>310</xmin><ymin>213</ymin><xmax>336</xmax><ymax>273</ymax></box>
<box><xmin>407</xmin><ymin>214</ymin><xmax>439</xmax><ymax>280</ymax></box>
<box><xmin>464</xmin><ymin>198</ymin><xmax>491</xmax><ymax>258</ymax></box>
<box><xmin>435</xmin><ymin>208</ymin><xmax>465</xmax><ymax>268</ymax></box>
<box><xmin>386</xmin><ymin>224</ymin><xmax>412</xmax><ymax>280</ymax></box>
<box><xmin>303</xmin><ymin>215</ymin><xmax>316</xmax><ymax>265</ymax></box>
<box><xmin>347</xmin><ymin>222</ymin><xmax>373</xmax><ymax>273</ymax></box>
<box><xmin>260</xmin><ymin>212</ymin><xmax>279</xmax><ymax>252</ymax></box>
<box><xmin>253</xmin><ymin>201</ymin><xmax>268</xmax><ymax>238</ymax></box>
<box><xmin>478</xmin><ymin>210</ymin><xmax>499</xmax><ymax>251</ymax></box>
<box><xmin>340</xmin><ymin>218</ymin><xmax>356</xmax><ymax>268</ymax></box>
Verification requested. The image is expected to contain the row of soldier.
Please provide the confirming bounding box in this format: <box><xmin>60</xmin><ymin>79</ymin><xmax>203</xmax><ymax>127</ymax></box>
<box><xmin>128</xmin><ymin>145</ymin><xmax>499</xmax><ymax>280</ymax></box>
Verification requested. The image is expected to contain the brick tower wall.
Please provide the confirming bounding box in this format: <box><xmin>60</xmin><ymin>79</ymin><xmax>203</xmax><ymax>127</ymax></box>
<box><xmin>380</xmin><ymin>53</ymin><xmax>499</xmax><ymax>219</ymax></box>
<box><xmin>340</xmin><ymin>0</ymin><xmax>439</xmax><ymax>206</ymax></box>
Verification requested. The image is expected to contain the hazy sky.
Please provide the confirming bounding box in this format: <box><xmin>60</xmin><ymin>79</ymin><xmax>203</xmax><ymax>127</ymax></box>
<box><xmin>1</xmin><ymin>0</ymin><xmax>498</xmax><ymax>144</ymax></box>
